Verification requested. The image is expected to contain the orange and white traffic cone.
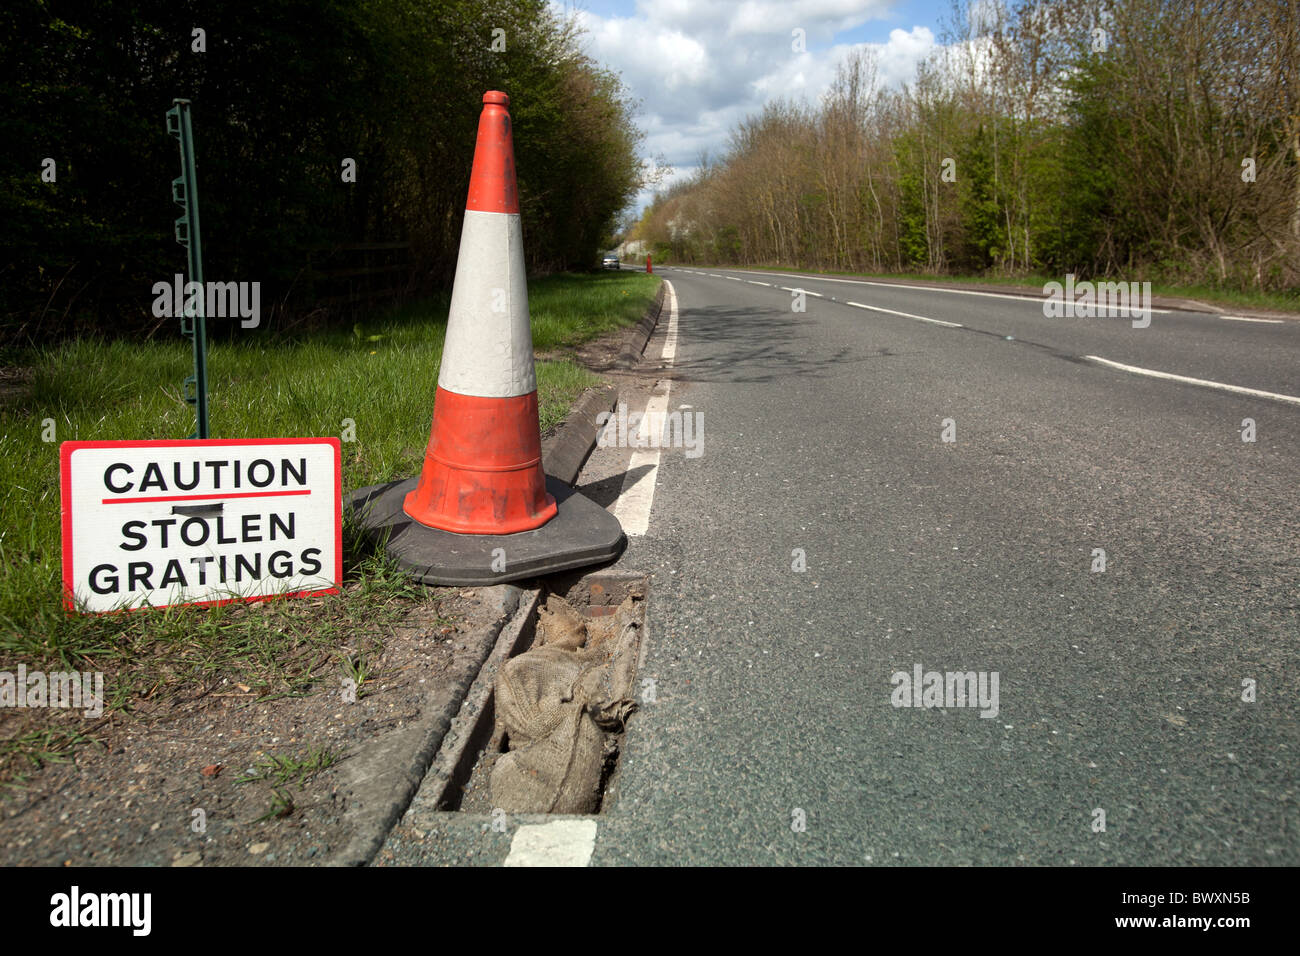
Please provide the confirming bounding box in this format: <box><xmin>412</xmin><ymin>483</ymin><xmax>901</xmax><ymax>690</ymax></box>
<box><xmin>402</xmin><ymin>91</ymin><xmax>557</xmax><ymax>534</ymax></box>
<box><xmin>346</xmin><ymin>91</ymin><xmax>625</xmax><ymax>586</ymax></box>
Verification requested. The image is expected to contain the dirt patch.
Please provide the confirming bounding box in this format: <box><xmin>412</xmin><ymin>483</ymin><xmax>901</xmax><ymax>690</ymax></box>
<box><xmin>535</xmin><ymin>321</ymin><xmax>637</xmax><ymax>380</ymax></box>
<box><xmin>0</xmin><ymin>588</ymin><xmax>506</xmax><ymax>866</ymax></box>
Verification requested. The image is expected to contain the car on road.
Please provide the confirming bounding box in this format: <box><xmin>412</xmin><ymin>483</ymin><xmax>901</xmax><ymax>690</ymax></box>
<box><xmin>602</xmin><ymin>253</ymin><xmax>620</xmax><ymax>270</ymax></box>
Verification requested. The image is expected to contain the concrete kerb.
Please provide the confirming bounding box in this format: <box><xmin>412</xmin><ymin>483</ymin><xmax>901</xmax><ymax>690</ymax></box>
<box><xmin>541</xmin><ymin>385</ymin><xmax>618</xmax><ymax>487</ymax></box>
<box><xmin>326</xmin><ymin>584</ymin><xmax>533</xmax><ymax>867</ymax></box>
<box><xmin>404</xmin><ymin>585</ymin><xmax>542</xmax><ymax>813</ymax></box>
<box><xmin>619</xmin><ymin>282</ymin><xmax>666</xmax><ymax>367</ymax></box>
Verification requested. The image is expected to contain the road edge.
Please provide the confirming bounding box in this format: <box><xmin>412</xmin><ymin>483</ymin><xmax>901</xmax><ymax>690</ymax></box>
<box><xmin>541</xmin><ymin>280</ymin><xmax>666</xmax><ymax>485</ymax></box>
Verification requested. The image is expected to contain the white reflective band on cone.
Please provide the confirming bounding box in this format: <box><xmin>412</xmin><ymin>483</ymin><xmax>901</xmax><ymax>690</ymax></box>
<box><xmin>438</xmin><ymin>209</ymin><xmax>536</xmax><ymax>399</ymax></box>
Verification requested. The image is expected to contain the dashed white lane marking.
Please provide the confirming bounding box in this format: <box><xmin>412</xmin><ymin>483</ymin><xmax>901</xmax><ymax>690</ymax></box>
<box><xmin>612</xmin><ymin>280</ymin><xmax>678</xmax><ymax>536</ymax></box>
<box><xmin>1084</xmin><ymin>355</ymin><xmax>1300</xmax><ymax>406</ymax></box>
<box><xmin>845</xmin><ymin>300</ymin><xmax>963</xmax><ymax>328</ymax></box>
<box><xmin>503</xmin><ymin>820</ymin><xmax>598</xmax><ymax>867</ymax></box>
<box><xmin>778</xmin><ymin>286</ymin><xmax>823</xmax><ymax>297</ymax></box>
<box><xmin>1220</xmin><ymin>315</ymin><xmax>1285</xmax><ymax>324</ymax></box>
<box><xmin>712</xmin><ymin>269</ymin><xmax>1174</xmax><ymax>313</ymax></box>
<box><xmin>746</xmin><ymin>280</ymin><xmax>770</xmax><ymax>286</ymax></box>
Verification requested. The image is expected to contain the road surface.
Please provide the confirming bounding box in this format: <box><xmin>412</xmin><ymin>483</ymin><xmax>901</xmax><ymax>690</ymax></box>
<box><xmin>578</xmin><ymin>264</ymin><xmax>1299</xmax><ymax>866</ymax></box>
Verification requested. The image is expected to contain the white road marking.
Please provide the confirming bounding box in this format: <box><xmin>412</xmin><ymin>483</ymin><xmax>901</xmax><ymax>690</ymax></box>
<box><xmin>503</xmin><ymin>820</ymin><xmax>598</xmax><ymax>867</ymax></box>
<box><xmin>777</xmin><ymin>286</ymin><xmax>823</xmax><ymax>297</ymax></box>
<box><xmin>1084</xmin><ymin>355</ymin><xmax>1300</xmax><ymax>406</ymax></box>
<box><xmin>710</xmin><ymin>268</ymin><xmax>1173</xmax><ymax>313</ymax></box>
<box><xmin>746</xmin><ymin>280</ymin><xmax>770</xmax><ymax>286</ymax></box>
<box><xmin>1220</xmin><ymin>315</ymin><xmax>1285</xmax><ymax>324</ymax></box>
<box><xmin>612</xmin><ymin>281</ymin><xmax>678</xmax><ymax>536</ymax></box>
<box><xmin>845</xmin><ymin>300</ymin><xmax>963</xmax><ymax>328</ymax></box>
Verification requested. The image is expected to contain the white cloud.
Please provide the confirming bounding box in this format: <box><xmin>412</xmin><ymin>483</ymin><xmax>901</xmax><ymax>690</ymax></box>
<box><xmin>550</xmin><ymin>1</ymin><xmax>938</xmax><ymax>212</ymax></box>
<box><xmin>576</xmin><ymin>14</ymin><xmax>712</xmax><ymax>91</ymax></box>
<box><xmin>728</xmin><ymin>0</ymin><xmax>884</xmax><ymax>38</ymax></box>
<box><xmin>874</xmin><ymin>26</ymin><xmax>938</xmax><ymax>85</ymax></box>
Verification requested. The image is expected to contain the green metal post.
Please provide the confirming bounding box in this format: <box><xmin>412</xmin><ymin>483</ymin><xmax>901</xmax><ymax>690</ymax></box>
<box><xmin>166</xmin><ymin>98</ymin><xmax>210</xmax><ymax>439</ymax></box>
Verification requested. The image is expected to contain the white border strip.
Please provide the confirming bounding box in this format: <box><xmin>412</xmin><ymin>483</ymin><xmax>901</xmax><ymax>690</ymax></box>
<box><xmin>1084</xmin><ymin>355</ymin><xmax>1300</xmax><ymax>406</ymax></box>
<box><xmin>612</xmin><ymin>280</ymin><xmax>678</xmax><ymax>536</ymax></box>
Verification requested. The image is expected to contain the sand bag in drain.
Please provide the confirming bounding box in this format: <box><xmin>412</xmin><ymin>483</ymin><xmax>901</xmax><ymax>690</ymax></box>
<box><xmin>490</xmin><ymin>593</ymin><xmax>641</xmax><ymax>814</ymax></box>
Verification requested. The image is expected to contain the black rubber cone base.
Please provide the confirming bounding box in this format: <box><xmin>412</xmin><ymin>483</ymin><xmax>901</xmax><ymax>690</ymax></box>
<box><xmin>346</xmin><ymin>475</ymin><xmax>625</xmax><ymax>586</ymax></box>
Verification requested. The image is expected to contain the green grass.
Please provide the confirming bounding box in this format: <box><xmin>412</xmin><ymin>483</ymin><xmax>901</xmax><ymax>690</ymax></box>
<box><xmin>529</xmin><ymin>271</ymin><xmax>661</xmax><ymax>351</ymax></box>
<box><xmin>0</xmin><ymin>269</ymin><xmax>660</xmax><ymax>779</ymax></box>
<box><xmin>238</xmin><ymin>748</ymin><xmax>341</xmax><ymax>823</ymax></box>
<box><xmin>0</xmin><ymin>728</ymin><xmax>98</xmax><ymax>789</ymax></box>
<box><xmin>697</xmin><ymin>263</ymin><xmax>1300</xmax><ymax>314</ymax></box>
<box><xmin>1134</xmin><ymin>281</ymin><xmax>1300</xmax><ymax>313</ymax></box>
<box><xmin>237</xmin><ymin>747</ymin><xmax>340</xmax><ymax>787</ymax></box>
<box><xmin>251</xmin><ymin>788</ymin><xmax>296</xmax><ymax>823</ymax></box>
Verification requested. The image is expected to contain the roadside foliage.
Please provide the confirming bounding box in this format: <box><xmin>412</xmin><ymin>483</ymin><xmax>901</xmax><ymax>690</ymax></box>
<box><xmin>634</xmin><ymin>0</ymin><xmax>1300</xmax><ymax>297</ymax></box>
<box><xmin>0</xmin><ymin>0</ymin><xmax>646</xmax><ymax>343</ymax></box>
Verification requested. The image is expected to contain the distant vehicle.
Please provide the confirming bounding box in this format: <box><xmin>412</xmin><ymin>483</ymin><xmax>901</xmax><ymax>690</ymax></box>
<box><xmin>602</xmin><ymin>253</ymin><xmax>620</xmax><ymax>270</ymax></box>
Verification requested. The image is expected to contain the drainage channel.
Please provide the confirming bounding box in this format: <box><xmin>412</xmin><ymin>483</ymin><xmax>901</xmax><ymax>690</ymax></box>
<box><xmin>377</xmin><ymin>569</ymin><xmax>650</xmax><ymax>864</ymax></box>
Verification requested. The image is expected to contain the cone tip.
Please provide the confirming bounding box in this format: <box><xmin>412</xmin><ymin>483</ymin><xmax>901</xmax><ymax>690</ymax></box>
<box><xmin>483</xmin><ymin>90</ymin><xmax>510</xmax><ymax>107</ymax></box>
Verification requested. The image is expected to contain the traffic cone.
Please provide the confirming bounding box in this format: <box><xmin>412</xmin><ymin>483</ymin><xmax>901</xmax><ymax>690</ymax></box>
<box><xmin>402</xmin><ymin>90</ymin><xmax>557</xmax><ymax>534</ymax></box>
<box><xmin>346</xmin><ymin>91</ymin><xmax>625</xmax><ymax>585</ymax></box>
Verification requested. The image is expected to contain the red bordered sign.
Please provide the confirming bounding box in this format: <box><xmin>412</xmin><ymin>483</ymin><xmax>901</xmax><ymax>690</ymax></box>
<box><xmin>60</xmin><ymin>438</ymin><xmax>342</xmax><ymax>613</ymax></box>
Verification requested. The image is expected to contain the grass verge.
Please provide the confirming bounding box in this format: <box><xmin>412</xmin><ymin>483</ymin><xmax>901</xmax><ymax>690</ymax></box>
<box><xmin>0</xmin><ymin>269</ymin><xmax>661</xmax><ymax>784</ymax></box>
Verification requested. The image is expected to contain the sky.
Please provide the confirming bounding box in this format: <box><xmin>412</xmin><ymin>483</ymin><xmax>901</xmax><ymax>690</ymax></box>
<box><xmin>548</xmin><ymin>0</ymin><xmax>962</xmax><ymax>217</ymax></box>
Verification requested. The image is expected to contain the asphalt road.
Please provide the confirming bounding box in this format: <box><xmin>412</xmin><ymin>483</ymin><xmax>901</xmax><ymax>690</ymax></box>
<box><xmin>580</xmin><ymin>265</ymin><xmax>1300</xmax><ymax>866</ymax></box>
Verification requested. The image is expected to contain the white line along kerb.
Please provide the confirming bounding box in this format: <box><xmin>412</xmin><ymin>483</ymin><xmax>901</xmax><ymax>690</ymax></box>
<box><xmin>612</xmin><ymin>280</ymin><xmax>678</xmax><ymax>536</ymax></box>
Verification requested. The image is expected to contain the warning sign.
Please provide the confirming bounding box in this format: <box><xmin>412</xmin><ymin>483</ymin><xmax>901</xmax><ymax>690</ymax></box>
<box><xmin>60</xmin><ymin>438</ymin><xmax>341</xmax><ymax>612</ymax></box>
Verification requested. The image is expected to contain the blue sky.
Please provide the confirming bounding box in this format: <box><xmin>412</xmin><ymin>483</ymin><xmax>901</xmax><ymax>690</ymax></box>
<box><xmin>548</xmin><ymin>1</ymin><xmax>965</xmax><ymax>214</ymax></box>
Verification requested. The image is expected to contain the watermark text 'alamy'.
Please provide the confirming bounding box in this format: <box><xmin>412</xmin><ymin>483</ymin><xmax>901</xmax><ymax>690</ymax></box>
<box><xmin>596</xmin><ymin>402</ymin><xmax>703</xmax><ymax>458</ymax></box>
<box><xmin>1042</xmin><ymin>274</ymin><xmax>1151</xmax><ymax>328</ymax></box>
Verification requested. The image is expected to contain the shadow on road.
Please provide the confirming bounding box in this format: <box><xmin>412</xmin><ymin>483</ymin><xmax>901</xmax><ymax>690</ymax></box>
<box><xmin>665</xmin><ymin>303</ymin><xmax>921</xmax><ymax>384</ymax></box>
<box><xmin>576</xmin><ymin>462</ymin><xmax>655</xmax><ymax>508</ymax></box>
